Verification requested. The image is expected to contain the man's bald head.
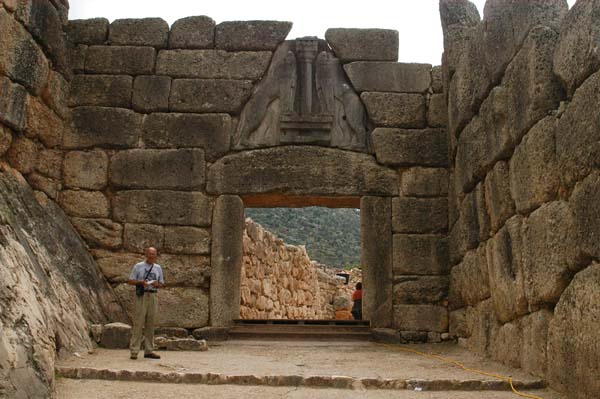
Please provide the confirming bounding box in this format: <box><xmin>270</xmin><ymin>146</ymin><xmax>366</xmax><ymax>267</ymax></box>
<box><xmin>145</xmin><ymin>247</ymin><xmax>158</xmax><ymax>264</ymax></box>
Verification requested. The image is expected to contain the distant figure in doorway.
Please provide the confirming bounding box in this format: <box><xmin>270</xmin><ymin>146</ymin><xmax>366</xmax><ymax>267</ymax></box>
<box><xmin>351</xmin><ymin>282</ymin><xmax>363</xmax><ymax>320</ymax></box>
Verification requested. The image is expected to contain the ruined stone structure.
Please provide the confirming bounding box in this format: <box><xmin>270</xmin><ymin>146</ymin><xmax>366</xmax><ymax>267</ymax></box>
<box><xmin>0</xmin><ymin>0</ymin><xmax>599</xmax><ymax>397</ymax></box>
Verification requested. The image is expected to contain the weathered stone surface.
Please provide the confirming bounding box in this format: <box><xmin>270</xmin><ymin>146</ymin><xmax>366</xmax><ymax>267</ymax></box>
<box><xmin>122</xmin><ymin>224</ymin><xmax>164</xmax><ymax>253</ymax></box>
<box><xmin>169</xmin><ymin>79</ymin><xmax>254</xmax><ymax>113</ymax></box>
<box><xmin>393</xmin><ymin>304</ymin><xmax>448</xmax><ymax>332</ymax></box>
<box><xmin>372</xmin><ymin>128</ymin><xmax>447</xmax><ymax>167</ymax></box>
<box><xmin>169</xmin><ymin>16</ymin><xmax>215</xmax><ymax>49</ymax></box>
<box><xmin>484</xmin><ymin>161</ymin><xmax>514</xmax><ymax>233</ymax></box>
<box><xmin>509</xmin><ymin>116</ymin><xmax>559</xmax><ymax>214</ymax></box>
<box><xmin>28</xmin><ymin>173</ymin><xmax>60</xmax><ymax>199</ymax></box>
<box><xmin>448</xmin><ymin>183</ymin><xmax>488</xmax><ymax>264</ymax></box>
<box><xmin>449</xmin><ymin>245</ymin><xmax>489</xmax><ymax>309</ymax></box>
<box><xmin>485</xmin><ymin>216</ymin><xmax>527</xmax><ymax>323</ymax></box>
<box><xmin>344</xmin><ymin>62</ymin><xmax>431</xmax><ymax>93</ymax></box>
<box><xmin>393</xmin><ymin>276</ymin><xmax>448</xmax><ymax>305</ymax></box>
<box><xmin>361</xmin><ymin>196</ymin><xmax>393</xmax><ymax>328</ymax></box>
<box><xmin>553</xmin><ymin>0</ymin><xmax>600</xmax><ymax>96</ymax></box>
<box><xmin>207</xmin><ymin>146</ymin><xmax>398</xmax><ymax>197</ymax></box>
<box><xmin>66</xmin><ymin>107</ymin><xmax>142</xmax><ymax>149</ymax></box>
<box><xmin>132</xmin><ymin>75</ymin><xmax>171</xmax><ymax>113</ymax></box>
<box><xmin>154</xmin><ymin>327</ymin><xmax>189</xmax><ymax>338</ymax></box>
<box><xmin>192</xmin><ymin>327</ymin><xmax>229</xmax><ymax>341</ymax></box>
<box><xmin>210</xmin><ymin>195</ymin><xmax>244</xmax><ymax>326</ymax></box>
<box><xmin>114</xmin><ymin>285</ymin><xmax>210</xmax><ymax>328</ymax></box>
<box><xmin>154</xmin><ymin>337</ymin><xmax>208</xmax><ymax>351</ymax></box>
<box><xmin>66</xmin><ymin>18</ymin><xmax>109</xmax><ymax>45</ymax></box>
<box><xmin>68</xmin><ymin>43</ymin><xmax>86</xmax><ymax>73</ymax></box>
<box><xmin>100</xmin><ymin>322</ymin><xmax>131</xmax><ymax>349</ymax></box>
<box><xmin>325</xmin><ymin>28</ymin><xmax>398</xmax><ymax>62</ymax></box>
<box><xmin>439</xmin><ymin>0</ymin><xmax>480</xmax><ymax>78</ymax></box>
<box><xmin>157</xmin><ymin>50</ymin><xmax>271</xmax><ymax>80</ymax></box>
<box><xmin>109</xmin><ymin>149</ymin><xmax>205</xmax><ymax>190</ymax></box>
<box><xmin>0</xmin><ymin>9</ymin><xmax>49</xmax><ymax>95</ymax></box>
<box><xmin>25</xmin><ymin>96</ymin><xmax>63</xmax><ymax>148</ymax></box>
<box><xmin>142</xmin><ymin>113</ymin><xmax>231</xmax><ymax>161</ymax></box>
<box><xmin>0</xmin><ymin>76</ymin><xmax>27</xmax><ymax>131</ymax></box>
<box><xmin>400</xmin><ymin>167</ymin><xmax>448</xmax><ymax>197</ymax></box>
<box><xmin>215</xmin><ymin>21</ymin><xmax>291</xmax><ymax>51</ymax></box>
<box><xmin>69</xmin><ymin>75</ymin><xmax>132</xmax><ymax>108</ymax></box>
<box><xmin>361</xmin><ymin>92</ymin><xmax>426</xmax><ymax>128</ymax></box>
<box><xmin>59</xmin><ymin>190</ymin><xmax>109</xmax><ymax>218</ymax></box>
<box><xmin>556</xmin><ymin>71</ymin><xmax>600</xmax><ymax>187</ymax></box>
<box><xmin>41</xmin><ymin>70</ymin><xmax>69</xmax><ymax>119</ymax></box>
<box><xmin>431</xmin><ymin>65</ymin><xmax>443</xmax><ymax>93</ymax></box>
<box><xmin>489</xmin><ymin>318</ymin><xmax>522</xmax><ymax>368</ymax></box>
<box><xmin>547</xmin><ymin>263</ymin><xmax>600</xmax><ymax>398</ymax></box>
<box><xmin>6</xmin><ymin>136</ymin><xmax>37</xmax><ymax>174</ymax></box>
<box><xmin>392</xmin><ymin>197</ymin><xmax>447</xmax><ymax>234</ymax></box>
<box><xmin>393</xmin><ymin>234</ymin><xmax>448</xmax><ymax>276</ymax></box>
<box><xmin>63</xmin><ymin>150</ymin><xmax>108</xmax><ymax>190</ymax></box>
<box><xmin>0</xmin><ymin>0</ymin><xmax>17</xmax><ymax>11</ymax></box>
<box><xmin>35</xmin><ymin>149</ymin><xmax>62</xmax><ymax>179</ymax></box>
<box><xmin>570</xmin><ymin>171</ymin><xmax>600</xmax><ymax>260</ymax></box>
<box><xmin>0</xmin><ymin>123</ymin><xmax>13</xmax><ymax>157</ymax></box>
<box><xmin>71</xmin><ymin>218</ymin><xmax>123</xmax><ymax>249</ymax></box>
<box><xmin>462</xmin><ymin>299</ymin><xmax>500</xmax><ymax>355</ymax></box>
<box><xmin>85</xmin><ymin>45</ymin><xmax>155</xmax><ymax>75</ymax></box>
<box><xmin>427</xmin><ymin>93</ymin><xmax>447</xmax><ymax>128</ymax></box>
<box><xmin>112</xmin><ymin>190</ymin><xmax>212</xmax><ymax>226</ymax></box>
<box><xmin>109</xmin><ymin>18</ymin><xmax>169</xmax><ymax>48</ymax></box>
<box><xmin>163</xmin><ymin>226</ymin><xmax>211</xmax><ymax>255</ymax></box>
<box><xmin>521</xmin><ymin>310</ymin><xmax>553</xmax><ymax>377</ymax></box>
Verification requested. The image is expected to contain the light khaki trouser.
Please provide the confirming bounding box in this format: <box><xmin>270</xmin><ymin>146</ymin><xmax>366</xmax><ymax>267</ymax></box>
<box><xmin>129</xmin><ymin>292</ymin><xmax>157</xmax><ymax>355</ymax></box>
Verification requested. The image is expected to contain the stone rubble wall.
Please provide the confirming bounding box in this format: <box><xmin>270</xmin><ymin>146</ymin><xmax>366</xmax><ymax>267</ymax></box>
<box><xmin>441</xmin><ymin>1</ymin><xmax>599</xmax><ymax>398</ymax></box>
<box><xmin>240</xmin><ymin>218</ymin><xmax>358</xmax><ymax>320</ymax></box>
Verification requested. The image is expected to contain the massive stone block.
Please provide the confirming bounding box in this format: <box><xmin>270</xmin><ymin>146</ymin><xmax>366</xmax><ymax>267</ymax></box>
<box><xmin>509</xmin><ymin>116</ymin><xmax>559</xmax><ymax>214</ymax></box>
<box><xmin>41</xmin><ymin>70</ymin><xmax>69</xmax><ymax>119</ymax></box>
<box><xmin>448</xmin><ymin>183</ymin><xmax>488</xmax><ymax>264</ymax></box>
<box><xmin>484</xmin><ymin>161</ymin><xmax>515</xmax><ymax>233</ymax></box>
<box><xmin>35</xmin><ymin>149</ymin><xmax>62</xmax><ymax>179</ymax></box>
<box><xmin>71</xmin><ymin>217</ymin><xmax>123</xmax><ymax>249</ymax></box>
<box><xmin>427</xmin><ymin>93</ymin><xmax>448</xmax><ymax>128</ymax></box>
<box><xmin>361</xmin><ymin>196</ymin><xmax>392</xmax><ymax>328</ymax></box>
<box><xmin>114</xmin><ymin>285</ymin><xmax>209</xmax><ymax>328</ymax></box>
<box><xmin>400</xmin><ymin>167</ymin><xmax>448</xmax><ymax>198</ymax></box>
<box><xmin>142</xmin><ymin>113</ymin><xmax>231</xmax><ymax>161</ymax></box>
<box><xmin>489</xmin><ymin>318</ymin><xmax>522</xmax><ymax>368</ymax></box>
<box><xmin>63</xmin><ymin>150</ymin><xmax>108</xmax><ymax>190</ymax></box>
<box><xmin>66</xmin><ymin>18</ymin><xmax>109</xmax><ymax>45</ymax></box>
<box><xmin>65</xmin><ymin>107</ymin><xmax>142</xmax><ymax>149</ymax></box>
<box><xmin>372</xmin><ymin>128</ymin><xmax>447</xmax><ymax>167</ymax></box>
<box><xmin>521</xmin><ymin>310</ymin><xmax>553</xmax><ymax>378</ymax></box>
<box><xmin>556</xmin><ymin>71</ymin><xmax>600</xmax><ymax>187</ymax></box>
<box><xmin>69</xmin><ymin>75</ymin><xmax>132</xmax><ymax>108</ymax></box>
<box><xmin>361</xmin><ymin>93</ymin><xmax>426</xmax><ymax>128</ymax></box>
<box><xmin>210</xmin><ymin>195</ymin><xmax>244</xmax><ymax>326</ymax></box>
<box><xmin>325</xmin><ymin>29</ymin><xmax>398</xmax><ymax>62</ymax></box>
<box><xmin>392</xmin><ymin>197</ymin><xmax>447</xmax><ymax>234</ymax></box>
<box><xmin>59</xmin><ymin>190</ymin><xmax>109</xmax><ymax>218</ymax></box>
<box><xmin>0</xmin><ymin>124</ymin><xmax>13</xmax><ymax>157</ymax></box>
<box><xmin>122</xmin><ymin>223</ymin><xmax>164</xmax><ymax>253</ymax></box>
<box><xmin>570</xmin><ymin>171</ymin><xmax>600</xmax><ymax>260</ymax></box>
<box><xmin>0</xmin><ymin>8</ymin><xmax>49</xmax><ymax>95</ymax></box>
<box><xmin>462</xmin><ymin>299</ymin><xmax>500</xmax><ymax>355</ymax></box>
<box><xmin>132</xmin><ymin>75</ymin><xmax>171</xmax><ymax>113</ymax></box>
<box><xmin>439</xmin><ymin>0</ymin><xmax>480</xmax><ymax>78</ymax></box>
<box><xmin>112</xmin><ymin>190</ymin><xmax>212</xmax><ymax>226</ymax></box>
<box><xmin>0</xmin><ymin>76</ymin><xmax>27</xmax><ymax>131</ymax></box>
<box><xmin>25</xmin><ymin>96</ymin><xmax>63</xmax><ymax>148</ymax></box>
<box><xmin>553</xmin><ymin>0</ymin><xmax>600</xmax><ymax>96</ymax></box>
<box><xmin>485</xmin><ymin>216</ymin><xmax>528</xmax><ymax>323</ymax></box>
<box><xmin>156</xmin><ymin>50</ymin><xmax>271</xmax><ymax>80</ymax></box>
<box><xmin>109</xmin><ymin>149</ymin><xmax>206</xmax><ymax>190</ymax></box>
<box><xmin>207</xmin><ymin>146</ymin><xmax>398</xmax><ymax>197</ymax></box>
<box><xmin>169</xmin><ymin>79</ymin><xmax>254</xmax><ymax>113</ymax></box>
<box><xmin>343</xmin><ymin>62</ymin><xmax>431</xmax><ymax>93</ymax></box>
<box><xmin>169</xmin><ymin>16</ymin><xmax>215</xmax><ymax>49</ymax></box>
<box><xmin>6</xmin><ymin>136</ymin><xmax>37</xmax><ymax>174</ymax></box>
<box><xmin>163</xmin><ymin>226</ymin><xmax>211</xmax><ymax>255</ymax></box>
<box><xmin>109</xmin><ymin>18</ymin><xmax>169</xmax><ymax>48</ymax></box>
<box><xmin>393</xmin><ymin>304</ymin><xmax>448</xmax><ymax>332</ymax></box>
<box><xmin>393</xmin><ymin>276</ymin><xmax>448</xmax><ymax>305</ymax></box>
<box><xmin>393</xmin><ymin>234</ymin><xmax>448</xmax><ymax>275</ymax></box>
<box><xmin>547</xmin><ymin>263</ymin><xmax>600</xmax><ymax>399</ymax></box>
<box><xmin>449</xmin><ymin>244</ymin><xmax>489</xmax><ymax>309</ymax></box>
<box><xmin>215</xmin><ymin>21</ymin><xmax>291</xmax><ymax>51</ymax></box>
<box><xmin>85</xmin><ymin>45</ymin><xmax>155</xmax><ymax>75</ymax></box>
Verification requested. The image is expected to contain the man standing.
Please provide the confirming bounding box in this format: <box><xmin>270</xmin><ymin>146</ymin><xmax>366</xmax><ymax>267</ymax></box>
<box><xmin>127</xmin><ymin>247</ymin><xmax>164</xmax><ymax>360</ymax></box>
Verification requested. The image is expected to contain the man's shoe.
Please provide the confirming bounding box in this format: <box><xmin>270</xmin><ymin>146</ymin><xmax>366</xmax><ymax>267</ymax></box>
<box><xmin>144</xmin><ymin>352</ymin><xmax>161</xmax><ymax>359</ymax></box>
<box><xmin>130</xmin><ymin>353</ymin><xmax>138</xmax><ymax>360</ymax></box>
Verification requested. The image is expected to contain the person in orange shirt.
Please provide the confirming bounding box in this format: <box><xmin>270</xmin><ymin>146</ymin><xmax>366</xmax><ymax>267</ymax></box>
<box><xmin>351</xmin><ymin>282</ymin><xmax>362</xmax><ymax>320</ymax></box>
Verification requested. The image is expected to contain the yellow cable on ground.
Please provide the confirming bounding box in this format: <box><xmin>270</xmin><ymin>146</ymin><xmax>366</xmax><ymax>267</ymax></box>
<box><xmin>379</xmin><ymin>343</ymin><xmax>544</xmax><ymax>399</ymax></box>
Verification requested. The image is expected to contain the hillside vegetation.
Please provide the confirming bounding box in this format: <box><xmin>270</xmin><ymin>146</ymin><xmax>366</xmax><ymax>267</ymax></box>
<box><xmin>245</xmin><ymin>207</ymin><xmax>361</xmax><ymax>268</ymax></box>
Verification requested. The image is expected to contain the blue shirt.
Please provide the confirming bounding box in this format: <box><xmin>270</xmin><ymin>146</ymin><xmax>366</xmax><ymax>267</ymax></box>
<box><xmin>129</xmin><ymin>262</ymin><xmax>164</xmax><ymax>292</ymax></box>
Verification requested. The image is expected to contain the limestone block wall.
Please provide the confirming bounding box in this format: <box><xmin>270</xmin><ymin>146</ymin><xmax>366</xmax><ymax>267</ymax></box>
<box><xmin>441</xmin><ymin>1</ymin><xmax>599</xmax><ymax>397</ymax></box>
<box><xmin>240</xmin><ymin>218</ymin><xmax>354</xmax><ymax>320</ymax></box>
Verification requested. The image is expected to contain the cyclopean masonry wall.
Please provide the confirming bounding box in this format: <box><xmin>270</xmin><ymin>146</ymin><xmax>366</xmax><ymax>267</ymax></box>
<box><xmin>64</xmin><ymin>16</ymin><xmax>449</xmax><ymax>334</ymax></box>
<box><xmin>441</xmin><ymin>1</ymin><xmax>600</xmax><ymax>398</ymax></box>
<box><xmin>240</xmin><ymin>218</ymin><xmax>354</xmax><ymax>320</ymax></box>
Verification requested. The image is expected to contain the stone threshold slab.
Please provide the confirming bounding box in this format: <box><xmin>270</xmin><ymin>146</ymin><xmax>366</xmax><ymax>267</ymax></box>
<box><xmin>55</xmin><ymin>366</ymin><xmax>547</xmax><ymax>391</ymax></box>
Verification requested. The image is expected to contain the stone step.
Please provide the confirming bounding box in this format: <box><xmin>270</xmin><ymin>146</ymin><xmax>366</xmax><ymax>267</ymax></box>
<box><xmin>55</xmin><ymin>366</ymin><xmax>548</xmax><ymax>392</ymax></box>
<box><xmin>229</xmin><ymin>322</ymin><xmax>372</xmax><ymax>340</ymax></box>
<box><xmin>233</xmin><ymin>318</ymin><xmax>371</xmax><ymax>326</ymax></box>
